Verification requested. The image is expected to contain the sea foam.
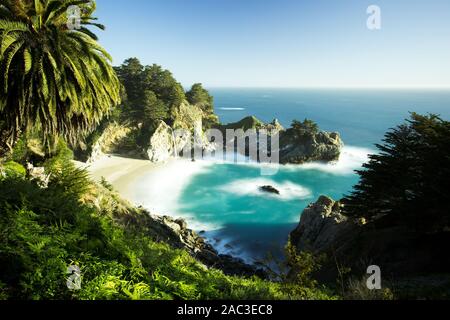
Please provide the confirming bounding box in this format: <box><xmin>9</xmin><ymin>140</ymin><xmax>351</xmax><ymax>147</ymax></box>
<box><xmin>131</xmin><ymin>159</ymin><xmax>212</xmax><ymax>215</ymax></box>
<box><xmin>218</xmin><ymin>178</ymin><xmax>313</xmax><ymax>201</ymax></box>
<box><xmin>219</xmin><ymin>107</ymin><xmax>246</xmax><ymax>111</ymax></box>
<box><xmin>296</xmin><ymin>145</ymin><xmax>373</xmax><ymax>175</ymax></box>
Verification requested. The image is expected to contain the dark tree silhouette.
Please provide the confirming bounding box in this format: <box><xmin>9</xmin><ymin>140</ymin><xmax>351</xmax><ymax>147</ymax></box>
<box><xmin>343</xmin><ymin>113</ymin><xmax>450</xmax><ymax>232</ymax></box>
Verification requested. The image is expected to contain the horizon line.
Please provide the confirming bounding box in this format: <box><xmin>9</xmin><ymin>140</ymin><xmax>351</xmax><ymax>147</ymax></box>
<box><xmin>200</xmin><ymin>86</ymin><xmax>450</xmax><ymax>90</ymax></box>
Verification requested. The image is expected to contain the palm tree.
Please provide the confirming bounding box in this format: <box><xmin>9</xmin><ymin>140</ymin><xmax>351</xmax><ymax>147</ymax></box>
<box><xmin>0</xmin><ymin>0</ymin><xmax>120</xmax><ymax>152</ymax></box>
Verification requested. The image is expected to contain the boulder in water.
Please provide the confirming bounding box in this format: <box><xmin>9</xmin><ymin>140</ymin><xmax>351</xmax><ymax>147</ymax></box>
<box><xmin>259</xmin><ymin>185</ymin><xmax>280</xmax><ymax>195</ymax></box>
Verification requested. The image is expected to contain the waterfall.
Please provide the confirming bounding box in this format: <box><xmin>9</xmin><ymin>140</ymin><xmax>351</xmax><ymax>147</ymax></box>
<box><xmin>172</xmin><ymin>130</ymin><xmax>178</xmax><ymax>158</ymax></box>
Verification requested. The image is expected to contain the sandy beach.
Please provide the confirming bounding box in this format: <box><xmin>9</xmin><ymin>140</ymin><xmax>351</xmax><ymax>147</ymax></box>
<box><xmin>75</xmin><ymin>155</ymin><xmax>212</xmax><ymax>220</ymax></box>
<box><xmin>74</xmin><ymin>155</ymin><xmax>159</xmax><ymax>203</ymax></box>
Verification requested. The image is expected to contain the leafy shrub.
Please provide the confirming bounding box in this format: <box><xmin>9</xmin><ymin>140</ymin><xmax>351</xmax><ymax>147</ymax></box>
<box><xmin>345</xmin><ymin>277</ymin><xmax>394</xmax><ymax>300</ymax></box>
<box><xmin>43</xmin><ymin>139</ymin><xmax>74</xmax><ymax>173</ymax></box>
<box><xmin>0</xmin><ymin>161</ymin><xmax>26</xmax><ymax>180</ymax></box>
<box><xmin>291</xmin><ymin>119</ymin><xmax>319</xmax><ymax>136</ymax></box>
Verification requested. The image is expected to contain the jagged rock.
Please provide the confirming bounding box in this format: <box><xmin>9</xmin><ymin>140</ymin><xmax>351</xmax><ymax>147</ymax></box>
<box><xmin>146</xmin><ymin>102</ymin><xmax>216</xmax><ymax>163</ymax></box>
<box><xmin>149</xmin><ymin>214</ymin><xmax>265</xmax><ymax>277</ymax></box>
<box><xmin>279</xmin><ymin>131</ymin><xmax>343</xmax><ymax>164</ymax></box>
<box><xmin>84</xmin><ymin>122</ymin><xmax>134</xmax><ymax>163</ymax></box>
<box><xmin>289</xmin><ymin>196</ymin><xmax>450</xmax><ymax>282</ymax></box>
<box><xmin>147</xmin><ymin>121</ymin><xmax>178</xmax><ymax>163</ymax></box>
<box><xmin>259</xmin><ymin>185</ymin><xmax>280</xmax><ymax>195</ymax></box>
<box><xmin>219</xmin><ymin>116</ymin><xmax>342</xmax><ymax>164</ymax></box>
<box><xmin>290</xmin><ymin>196</ymin><xmax>354</xmax><ymax>253</ymax></box>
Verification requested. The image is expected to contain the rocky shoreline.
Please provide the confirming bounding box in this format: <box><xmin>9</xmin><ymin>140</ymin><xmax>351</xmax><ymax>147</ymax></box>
<box><xmin>289</xmin><ymin>196</ymin><xmax>450</xmax><ymax>282</ymax></box>
<box><xmin>74</xmin><ymin>106</ymin><xmax>347</xmax><ymax>277</ymax></box>
<box><xmin>136</xmin><ymin>211</ymin><xmax>267</xmax><ymax>278</ymax></box>
<box><xmin>80</xmin><ymin>107</ymin><xmax>344</xmax><ymax>166</ymax></box>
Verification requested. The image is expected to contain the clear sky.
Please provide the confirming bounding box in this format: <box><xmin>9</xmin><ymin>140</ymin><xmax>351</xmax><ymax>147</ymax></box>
<box><xmin>95</xmin><ymin>0</ymin><xmax>450</xmax><ymax>88</ymax></box>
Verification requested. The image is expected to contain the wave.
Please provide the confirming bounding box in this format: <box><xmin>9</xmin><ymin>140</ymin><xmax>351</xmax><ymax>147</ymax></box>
<box><xmin>219</xmin><ymin>107</ymin><xmax>246</xmax><ymax>111</ymax></box>
<box><xmin>295</xmin><ymin>145</ymin><xmax>374</xmax><ymax>175</ymax></box>
<box><xmin>130</xmin><ymin>159</ymin><xmax>212</xmax><ymax>215</ymax></box>
<box><xmin>204</xmin><ymin>231</ymin><xmax>254</xmax><ymax>264</ymax></box>
<box><xmin>218</xmin><ymin>178</ymin><xmax>313</xmax><ymax>201</ymax></box>
<box><xmin>126</xmin><ymin>145</ymin><xmax>373</xmax><ymax>231</ymax></box>
<box><xmin>202</xmin><ymin>145</ymin><xmax>373</xmax><ymax>176</ymax></box>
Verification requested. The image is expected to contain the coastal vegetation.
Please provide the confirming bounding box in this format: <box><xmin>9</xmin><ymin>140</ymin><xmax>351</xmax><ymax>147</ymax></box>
<box><xmin>0</xmin><ymin>0</ymin><xmax>120</xmax><ymax>154</ymax></box>
<box><xmin>0</xmin><ymin>0</ymin><xmax>332</xmax><ymax>300</ymax></box>
<box><xmin>290</xmin><ymin>114</ymin><xmax>450</xmax><ymax>299</ymax></box>
<box><xmin>343</xmin><ymin>113</ymin><xmax>450</xmax><ymax>232</ymax></box>
<box><xmin>1</xmin><ymin>0</ymin><xmax>449</xmax><ymax>301</ymax></box>
<box><xmin>0</xmin><ymin>153</ymin><xmax>333</xmax><ymax>300</ymax></box>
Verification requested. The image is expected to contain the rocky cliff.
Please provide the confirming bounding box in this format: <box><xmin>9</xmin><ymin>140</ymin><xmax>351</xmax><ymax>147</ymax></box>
<box><xmin>290</xmin><ymin>196</ymin><xmax>450</xmax><ymax>283</ymax></box>
<box><xmin>148</xmin><ymin>214</ymin><xmax>265</xmax><ymax>277</ymax></box>
<box><xmin>87</xmin><ymin>122</ymin><xmax>136</xmax><ymax>163</ymax></box>
<box><xmin>279</xmin><ymin>130</ymin><xmax>343</xmax><ymax>164</ymax></box>
<box><xmin>290</xmin><ymin>196</ymin><xmax>357</xmax><ymax>253</ymax></box>
<box><xmin>146</xmin><ymin>102</ymin><xmax>215</xmax><ymax>163</ymax></box>
<box><xmin>75</xmin><ymin>122</ymin><xmax>145</xmax><ymax>163</ymax></box>
<box><xmin>218</xmin><ymin>116</ymin><xmax>343</xmax><ymax>164</ymax></box>
<box><xmin>82</xmin><ymin>108</ymin><xmax>343</xmax><ymax>165</ymax></box>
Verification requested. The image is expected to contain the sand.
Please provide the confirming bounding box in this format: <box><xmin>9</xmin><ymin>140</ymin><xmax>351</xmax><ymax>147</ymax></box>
<box><xmin>74</xmin><ymin>155</ymin><xmax>159</xmax><ymax>202</ymax></box>
<box><xmin>74</xmin><ymin>155</ymin><xmax>212</xmax><ymax>218</ymax></box>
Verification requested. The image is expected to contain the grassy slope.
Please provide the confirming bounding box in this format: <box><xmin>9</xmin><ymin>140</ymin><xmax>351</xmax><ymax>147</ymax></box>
<box><xmin>0</xmin><ymin>158</ymin><xmax>334</xmax><ymax>300</ymax></box>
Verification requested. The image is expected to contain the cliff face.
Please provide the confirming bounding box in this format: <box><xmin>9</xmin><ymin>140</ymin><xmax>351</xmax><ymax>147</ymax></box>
<box><xmin>290</xmin><ymin>196</ymin><xmax>450</xmax><ymax>282</ymax></box>
<box><xmin>290</xmin><ymin>196</ymin><xmax>356</xmax><ymax>253</ymax></box>
<box><xmin>74</xmin><ymin>122</ymin><xmax>145</xmax><ymax>163</ymax></box>
<box><xmin>84</xmin><ymin>109</ymin><xmax>343</xmax><ymax>165</ymax></box>
<box><xmin>87</xmin><ymin>122</ymin><xmax>134</xmax><ymax>163</ymax></box>
<box><xmin>146</xmin><ymin>121</ymin><xmax>177</xmax><ymax>162</ymax></box>
<box><xmin>146</xmin><ymin>102</ymin><xmax>215</xmax><ymax>163</ymax></box>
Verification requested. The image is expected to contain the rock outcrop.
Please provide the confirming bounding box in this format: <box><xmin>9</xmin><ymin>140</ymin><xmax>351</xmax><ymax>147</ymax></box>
<box><xmin>218</xmin><ymin>116</ymin><xmax>343</xmax><ymax>164</ymax></box>
<box><xmin>146</xmin><ymin>102</ymin><xmax>215</xmax><ymax>163</ymax></box>
<box><xmin>290</xmin><ymin>196</ymin><xmax>450</xmax><ymax>282</ymax></box>
<box><xmin>219</xmin><ymin>116</ymin><xmax>284</xmax><ymax>133</ymax></box>
<box><xmin>77</xmin><ymin>122</ymin><xmax>142</xmax><ymax>163</ymax></box>
<box><xmin>290</xmin><ymin>196</ymin><xmax>356</xmax><ymax>253</ymax></box>
<box><xmin>138</xmin><ymin>213</ymin><xmax>265</xmax><ymax>277</ymax></box>
<box><xmin>259</xmin><ymin>185</ymin><xmax>280</xmax><ymax>195</ymax></box>
<box><xmin>146</xmin><ymin>121</ymin><xmax>178</xmax><ymax>162</ymax></box>
<box><xmin>279</xmin><ymin>131</ymin><xmax>343</xmax><ymax>164</ymax></box>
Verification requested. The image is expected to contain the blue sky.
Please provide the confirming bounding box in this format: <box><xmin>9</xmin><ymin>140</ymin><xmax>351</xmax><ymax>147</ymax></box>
<box><xmin>95</xmin><ymin>0</ymin><xmax>450</xmax><ymax>88</ymax></box>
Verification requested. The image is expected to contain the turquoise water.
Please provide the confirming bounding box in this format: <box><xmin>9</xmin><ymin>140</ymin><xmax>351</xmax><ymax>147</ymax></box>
<box><xmin>175</xmin><ymin>89</ymin><xmax>450</xmax><ymax>263</ymax></box>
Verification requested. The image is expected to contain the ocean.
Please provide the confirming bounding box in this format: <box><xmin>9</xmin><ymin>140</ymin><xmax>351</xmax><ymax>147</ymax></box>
<box><xmin>135</xmin><ymin>89</ymin><xmax>450</xmax><ymax>264</ymax></box>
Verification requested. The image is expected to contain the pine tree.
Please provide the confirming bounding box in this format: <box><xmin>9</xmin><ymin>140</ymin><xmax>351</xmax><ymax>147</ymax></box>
<box><xmin>343</xmin><ymin>113</ymin><xmax>450</xmax><ymax>232</ymax></box>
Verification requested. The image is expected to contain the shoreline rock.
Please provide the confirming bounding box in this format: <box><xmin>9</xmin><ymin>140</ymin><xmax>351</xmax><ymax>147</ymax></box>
<box><xmin>289</xmin><ymin>195</ymin><xmax>450</xmax><ymax>282</ymax></box>
<box><xmin>218</xmin><ymin>116</ymin><xmax>343</xmax><ymax>165</ymax></box>
<box><xmin>290</xmin><ymin>196</ymin><xmax>355</xmax><ymax>253</ymax></box>
<box><xmin>279</xmin><ymin>131</ymin><xmax>343</xmax><ymax>165</ymax></box>
<box><xmin>147</xmin><ymin>214</ymin><xmax>266</xmax><ymax>278</ymax></box>
<box><xmin>146</xmin><ymin>102</ymin><xmax>215</xmax><ymax>163</ymax></box>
